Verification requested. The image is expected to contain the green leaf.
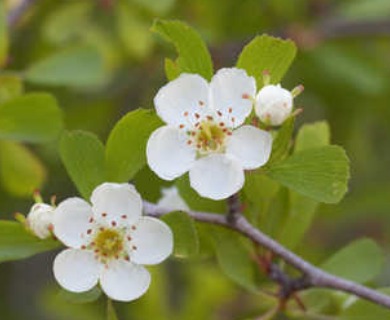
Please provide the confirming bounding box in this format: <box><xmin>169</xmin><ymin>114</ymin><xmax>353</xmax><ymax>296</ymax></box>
<box><xmin>0</xmin><ymin>2</ymin><xmax>8</xmax><ymax>67</ymax></box>
<box><xmin>116</xmin><ymin>3</ymin><xmax>153</xmax><ymax>59</ymax></box>
<box><xmin>0</xmin><ymin>93</ymin><xmax>63</xmax><ymax>142</ymax></box>
<box><xmin>175</xmin><ymin>175</ymin><xmax>227</xmax><ymax>213</ymax></box>
<box><xmin>212</xmin><ymin>228</ymin><xmax>260</xmax><ymax>291</ymax></box>
<box><xmin>161</xmin><ymin>211</ymin><xmax>199</xmax><ymax>258</ymax></box>
<box><xmin>267</xmin><ymin>117</ymin><xmax>295</xmax><ymax>166</ymax></box>
<box><xmin>321</xmin><ymin>238</ymin><xmax>383</xmax><ymax>283</ymax></box>
<box><xmin>268</xmin><ymin>145</ymin><xmax>350</xmax><ymax>203</ymax></box>
<box><xmin>25</xmin><ymin>46</ymin><xmax>105</xmax><ymax>88</ymax></box>
<box><xmin>340</xmin><ymin>288</ymin><xmax>390</xmax><ymax>320</ymax></box>
<box><xmin>132</xmin><ymin>0</ymin><xmax>175</xmax><ymax>14</ymax></box>
<box><xmin>236</xmin><ymin>35</ymin><xmax>296</xmax><ymax>87</ymax></box>
<box><xmin>295</xmin><ymin>121</ymin><xmax>330</xmax><ymax>152</ymax></box>
<box><xmin>0</xmin><ymin>75</ymin><xmax>24</xmax><ymax>104</ymax></box>
<box><xmin>151</xmin><ymin>19</ymin><xmax>213</xmax><ymax>80</ymax></box>
<box><xmin>0</xmin><ymin>141</ymin><xmax>46</xmax><ymax>197</ymax></box>
<box><xmin>105</xmin><ymin>109</ymin><xmax>162</xmax><ymax>182</ymax></box>
<box><xmin>107</xmin><ymin>299</ymin><xmax>118</xmax><ymax>320</ymax></box>
<box><xmin>0</xmin><ymin>220</ymin><xmax>60</xmax><ymax>263</ymax></box>
<box><xmin>59</xmin><ymin>131</ymin><xmax>106</xmax><ymax>200</ymax></box>
<box><xmin>57</xmin><ymin>286</ymin><xmax>102</xmax><ymax>304</ymax></box>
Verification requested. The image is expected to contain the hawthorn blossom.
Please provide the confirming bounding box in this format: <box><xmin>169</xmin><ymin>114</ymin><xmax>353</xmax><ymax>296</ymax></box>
<box><xmin>52</xmin><ymin>183</ymin><xmax>173</xmax><ymax>302</ymax></box>
<box><xmin>26</xmin><ymin>203</ymin><xmax>54</xmax><ymax>239</ymax></box>
<box><xmin>157</xmin><ymin>186</ymin><xmax>189</xmax><ymax>212</ymax></box>
<box><xmin>147</xmin><ymin>68</ymin><xmax>272</xmax><ymax>200</ymax></box>
<box><xmin>255</xmin><ymin>84</ymin><xmax>303</xmax><ymax>126</ymax></box>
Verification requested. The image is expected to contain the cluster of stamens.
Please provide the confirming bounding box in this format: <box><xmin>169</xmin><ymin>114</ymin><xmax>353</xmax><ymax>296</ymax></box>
<box><xmin>80</xmin><ymin>213</ymin><xmax>138</xmax><ymax>265</ymax></box>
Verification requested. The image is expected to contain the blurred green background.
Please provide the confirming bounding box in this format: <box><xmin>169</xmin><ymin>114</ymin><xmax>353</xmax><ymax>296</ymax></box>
<box><xmin>1</xmin><ymin>0</ymin><xmax>390</xmax><ymax>319</ymax></box>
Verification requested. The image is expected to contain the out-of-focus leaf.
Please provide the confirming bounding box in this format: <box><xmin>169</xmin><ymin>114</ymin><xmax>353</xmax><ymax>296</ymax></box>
<box><xmin>175</xmin><ymin>175</ymin><xmax>226</xmax><ymax>214</ymax></box>
<box><xmin>0</xmin><ymin>141</ymin><xmax>46</xmax><ymax>197</ymax></box>
<box><xmin>268</xmin><ymin>146</ymin><xmax>350</xmax><ymax>203</ymax></box>
<box><xmin>105</xmin><ymin>109</ymin><xmax>162</xmax><ymax>182</ymax></box>
<box><xmin>0</xmin><ymin>93</ymin><xmax>63</xmax><ymax>142</ymax></box>
<box><xmin>267</xmin><ymin>117</ymin><xmax>295</xmax><ymax>165</ymax></box>
<box><xmin>212</xmin><ymin>228</ymin><xmax>260</xmax><ymax>291</ymax></box>
<box><xmin>321</xmin><ymin>238</ymin><xmax>383</xmax><ymax>283</ymax></box>
<box><xmin>236</xmin><ymin>34</ymin><xmax>297</xmax><ymax>87</ymax></box>
<box><xmin>0</xmin><ymin>74</ymin><xmax>23</xmax><ymax>104</ymax></box>
<box><xmin>0</xmin><ymin>2</ymin><xmax>8</xmax><ymax>67</ymax></box>
<box><xmin>340</xmin><ymin>288</ymin><xmax>390</xmax><ymax>319</ymax></box>
<box><xmin>57</xmin><ymin>287</ymin><xmax>102</xmax><ymax>304</ymax></box>
<box><xmin>116</xmin><ymin>3</ymin><xmax>153</xmax><ymax>59</ymax></box>
<box><xmin>26</xmin><ymin>46</ymin><xmax>105</xmax><ymax>88</ymax></box>
<box><xmin>42</xmin><ymin>2</ymin><xmax>92</xmax><ymax>45</ymax></box>
<box><xmin>294</xmin><ymin>121</ymin><xmax>330</xmax><ymax>152</ymax></box>
<box><xmin>107</xmin><ymin>299</ymin><xmax>118</xmax><ymax>320</ymax></box>
<box><xmin>161</xmin><ymin>211</ymin><xmax>199</xmax><ymax>258</ymax></box>
<box><xmin>132</xmin><ymin>0</ymin><xmax>175</xmax><ymax>14</ymax></box>
<box><xmin>59</xmin><ymin>131</ymin><xmax>106</xmax><ymax>200</ymax></box>
<box><xmin>338</xmin><ymin>0</ymin><xmax>390</xmax><ymax>20</ymax></box>
<box><xmin>0</xmin><ymin>221</ymin><xmax>60</xmax><ymax>263</ymax></box>
<box><xmin>151</xmin><ymin>19</ymin><xmax>213</xmax><ymax>80</ymax></box>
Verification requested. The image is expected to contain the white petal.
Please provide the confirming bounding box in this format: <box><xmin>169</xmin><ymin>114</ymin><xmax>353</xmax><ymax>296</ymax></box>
<box><xmin>53</xmin><ymin>249</ymin><xmax>100</xmax><ymax>293</ymax></box>
<box><xmin>146</xmin><ymin>126</ymin><xmax>196</xmax><ymax>181</ymax></box>
<box><xmin>53</xmin><ymin>198</ymin><xmax>93</xmax><ymax>248</ymax></box>
<box><xmin>91</xmin><ymin>183</ymin><xmax>142</xmax><ymax>226</ymax></box>
<box><xmin>157</xmin><ymin>186</ymin><xmax>190</xmax><ymax>212</ymax></box>
<box><xmin>210</xmin><ymin>68</ymin><xmax>256</xmax><ymax>128</ymax></box>
<box><xmin>27</xmin><ymin>203</ymin><xmax>54</xmax><ymax>239</ymax></box>
<box><xmin>100</xmin><ymin>260</ymin><xmax>151</xmax><ymax>302</ymax></box>
<box><xmin>226</xmin><ymin>125</ymin><xmax>272</xmax><ymax>169</ymax></box>
<box><xmin>189</xmin><ymin>154</ymin><xmax>244</xmax><ymax>200</ymax></box>
<box><xmin>154</xmin><ymin>73</ymin><xmax>209</xmax><ymax>129</ymax></box>
<box><xmin>130</xmin><ymin>217</ymin><xmax>173</xmax><ymax>265</ymax></box>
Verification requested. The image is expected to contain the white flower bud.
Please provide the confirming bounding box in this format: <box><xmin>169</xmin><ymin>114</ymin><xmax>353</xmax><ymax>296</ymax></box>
<box><xmin>255</xmin><ymin>84</ymin><xmax>293</xmax><ymax>126</ymax></box>
<box><xmin>27</xmin><ymin>203</ymin><xmax>54</xmax><ymax>239</ymax></box>
<box><xmin>157</xmin><ymin>186</ymin><xmax>189</xmax><ymax>212</ymax></box>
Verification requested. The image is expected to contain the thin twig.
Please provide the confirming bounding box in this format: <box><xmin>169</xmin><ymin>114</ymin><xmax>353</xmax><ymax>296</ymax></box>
<box><xmin>143</xmin><ymin>201</ymin><xmax>390</xmax><ymax>309</ymax></box>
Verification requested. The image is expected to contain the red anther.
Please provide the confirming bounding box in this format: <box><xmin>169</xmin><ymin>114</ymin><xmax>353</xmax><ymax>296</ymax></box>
<box><xmin>121</xmin><ymin>215</ymin><xmax>127</xmax><ymax>219</ymax></box>
<box><xmin>191</xmin><ymin>131</ymin><xmax>196</xmax><ymax>136</ymax></box>
<box><xmin>196</xmin><ymin>144</ymin><xmax>201</xmax><ymax>149</ymax></box>
<box><xmin>195</xmin><ymin>113</ymin><xmax>200</xmax><ymax>119</ymax></box>
<box><xmin>231</xmin><ymin>117</ymin><xmax>236</xmax><ymax>122</ymax></box>
<box><xmin>217</xmin><ymin>111</ymin><xmax>223</xmax><ymax>116</ymax></box>
<box><xmin>127</xmin><ymin>236</ymin><xmax>132</xmax><ymax>241</ymax></box>
<box><xmin>179</xmin><ymin>124</ymin><xmax>185</xmax><ymax>129</ymax></box>
<box><xmin>187</xmin><ymin>140</ymin><xmax>192</xmax><ymax>145</ymax></box>
<box><xmin>242</xmin><ymin>93</ymin><xmax>250</xmax><ymax>99</ymax></box>
<box><xmin>195</xmin><ymin>122</ymin><xmax>200</xmax><ymax>127</ymax></box>
<box><xmin>111</xmin><ymin>221</ymin><xmax>117</xmax><ymax>227</ymax></box>
<box><xmin>262</xmin><ymin>69</ymin><xmax>270</xmax><ymax>76</ymax></box>
<box><xmin>131</xmin><ymin>226</ymin><xmax>136</xmax><ymax>230</ymax></box>
<box><xmin>207</xmin><ymin>115</ymin><xmax>213</xmax><ymax>121</ymax></box>
<box><xmin>87</xmin><ymin>229</ymin><xmax>92</xmax><ymax>235</ymax></box>
<box><xmin>184</xmin><ymin>111</ymin><xmax>189</xmax><ymax>116</ymax></box>
<box><xmin>227</xmin><ymin>132</ymin><xmax>233</xmax><ymax>136</ymax></box>
<box><xmin>228</xmin><ymin>108</ymin><xmax>233</xmax><ymax>113</ymax></box>
<box><xmin>102</xmin><ymin>212</ymin><xmax>107</xmax><ymax>217</ymax></box>
<box><xmin>89</xmin><ymin>217</ymin><xmax>94</xmax><ymax>223</ymax></box>
<box><xmin>132</xmin><ymin>245</ymin><xmax>137</xmax><ymax>250</ymax></box>
<box><xmin>81</xmin><ymin>245</ymin><xmax>86</xmax><ymax>250</ymax></box>
<box><xmin>100</xmin><ymin>227</ymin><xmax>105</xmax><ymax>231</ymax></box>
<box><xmin>94</xmin><ymin>249</ymin><xmax>99</xmax><ymax>253</ymax></box>
<box><xmin>219</xmin><ymin>122</ymin><xmax>225</xmax><ymax>127</ymax></box>
<box><xmin>199</xmin><ymin>100</ymin><xmax>205</xmax><ymax>106</ymax></box>
<box><xmin>48</xmin><ymin>224</ymin><xmax>54</xmax><ymax>231</ymax></box>
<box><xmin>125</xmin><ymin>256</ymin><xmax>130</xmax><ymax>261</ymax></box>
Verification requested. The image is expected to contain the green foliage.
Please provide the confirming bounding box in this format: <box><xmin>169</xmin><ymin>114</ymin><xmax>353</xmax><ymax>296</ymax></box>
<box><xmin>105</xmin><ymin>109</ymin><xmax>162</xmax><ymax>182</ymax></box>
<box><xmin>57</xmin><ymin>287</ymin><xmax>102</xmax><ymax>304</ymax></box>
<box><xmin>294</xmin><ymin>121</ymin><xmax>330</xmax><ymax>152</ymax></box>
<box><xmin>0</xmin><ymin>1</ymin><xmax>8</xmax><ymax>67</ymax></box>
<box><xmin>0</xmin><ymin>141</ymin><xmax>46</xmax><ymax>197</ymax></box>
<box><xmin>321</xmin><ymin>238</ymin><xmax>383</xmax><ymax>283</ymax></box>
<box><xmin>0</xmin><ymin>221</ymin><xmax>60</xmax><ymax>263</ymax></box>
<box><xmin>25</xmin><ymin>46</ymin><xmax>105</xmax><ymax>88</ymax></box>
<box><xmin>211</xmin><ymin>227</ymin><xmax>261</xmax><ymax>291</ymax></box>
<box><xmin>161</xmin><ymin>211</ymin><xmax>199</xmax><ymax>258</ymax></box>
<box><xmin>268</xmin><ymin>145</ymin><xmax>350</xmax><ymax>203</ymax></box>
<box><xmin>0</xmin><ymin>74</ymin><xmax>24</xmax><ymax>104</ymax></box>
<box><xmin>266</xmin><ymin>117</ymin><xmax>295</xmax><ymax>165</ymax></box>
<box><xmin>59</xmin><ymin>131</ymin><xmax>106</xmax><ymax>200</ymax></box>
<box><xmin>151</xmin><ymin>19</ymin><xmax>213</xmax><ymax>80</ymax></box>
<box><xmin>0</xmin><ymin>93</ymin><xmax>63</xmax><ymax>142</ymax></box>
<box><xmin>107</xmin><ymin>300</ymin><xmax>118</xmax><ymax>320</ymax></box>
<box><xmin>236</xmin><ymin>34</ymin><xmax>297</xmax><ymax>87</ymax></box>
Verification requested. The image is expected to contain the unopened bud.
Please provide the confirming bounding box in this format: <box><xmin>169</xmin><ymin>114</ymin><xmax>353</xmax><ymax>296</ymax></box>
<box><xmin>255</xmin><ymin>84</ymin><xmax>294</xmax><ymax>126</ymax></box>
<box><xmin>26</xmin><ymin>203</ymin><xmax>54</xmax><ymax>239</ymax></box>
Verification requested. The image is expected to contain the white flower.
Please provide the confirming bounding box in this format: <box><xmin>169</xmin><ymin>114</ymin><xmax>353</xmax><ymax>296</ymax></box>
<box><xmin>255</xmin><ymin>84</ymin><xmax>293</xmax><ymax>126</ymax></box>
<box><xmin>156</xmin><ymin>186</ymin><xmax>189</xmax><ymax>212</ymax></box>
<box><xmin>52</xmin><ymin>183</ymin><xmax>173</xmax><ymax>302</ymax></box>
<box><xmin>147</xmin><ymin>68</ymin><xmax>272</xmax><ymax>200</ymax></box>
<box><xmin>26</xmin><ymin>203</ymin><xmax>54</xmax><ymax>239</ymax></box>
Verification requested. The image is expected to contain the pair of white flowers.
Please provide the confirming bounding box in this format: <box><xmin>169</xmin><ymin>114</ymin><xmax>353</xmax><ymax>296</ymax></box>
<box><xmin>27</xmin><ymin>183</ymin><xmax>173</xmax><ymax>302</ymax></box>
<box><xmin>147</xmin><ymin>67</ymin><xmax>297</xmax><ymax>200</ymax></box>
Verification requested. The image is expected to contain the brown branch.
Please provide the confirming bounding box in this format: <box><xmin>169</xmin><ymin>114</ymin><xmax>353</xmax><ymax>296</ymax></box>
<box><xmin>143</xmin><ymin>201</ymin><xmax>390</xmax><ymax>309</ymax></box>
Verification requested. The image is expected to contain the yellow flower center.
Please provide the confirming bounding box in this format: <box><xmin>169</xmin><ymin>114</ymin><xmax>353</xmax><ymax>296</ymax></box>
<box><xmin>93</xmin><ymin>228</ymin><xmax>124</xmax><ymax>261</ymax></box>
<box><xmin>196</xmin><ymin>121</ymin><xmax>226</xmax><ymax>152</ymax></box>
